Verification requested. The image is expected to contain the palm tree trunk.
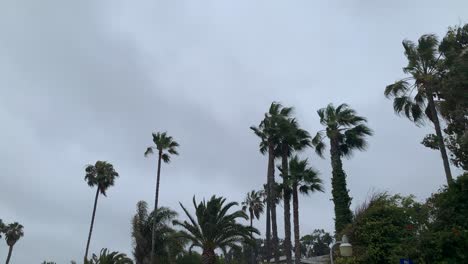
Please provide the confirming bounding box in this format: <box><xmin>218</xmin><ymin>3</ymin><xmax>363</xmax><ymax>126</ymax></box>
<box><xmin>426</xmin><ymin>92</ymin><xmax>453</xmax><ymax>184</ymax></box>
<box><xmin>268</xmin><ymin>142</ymin><xmax>280</xmax><ymax>263</ymax></box>
<box><xmin>84</xmin><ymin>187</ymin><xmax>100</xmax><ymax>262</ymax></box>
<box><xmin>330</xmin><ymin>138</ymin><xmax>353</xmax><ymax>235</ymax></box>
<box><xmin>292</xmin><ymin>182</ymin><xmax>301</xmax><ymax>264</ymax></box>
<box><xmin>151</xmin><ymin>150</ymin><xmax>163</xmax><ymax>264</ymax></box>
<box><xmin>5</xmin><ymin>245</ymin><xmax>13</xmax><ymax>264</ymax></box>
<box><xmin>265</xmin><ymin>180</ymin><xmax>271</xmax><ymax>263</ymax></box>
<box><xmin>250</xmin><ymin>212</ymin><xmax>255</xmax><ymax>264</ymax></box>
<box><xmin>202</xmin><ymin>248</ymin><xmax>216</xmax><ymax>264</ymax></box>
<box><xmin>282</xmin><ymin>151</ymin><xmax>292</xmax><ymax>264</ymax></box>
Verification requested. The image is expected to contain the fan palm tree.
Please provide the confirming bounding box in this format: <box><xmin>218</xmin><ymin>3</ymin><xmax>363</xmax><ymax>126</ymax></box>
<box><xmin>276</xmin><ymin>118</ymin><xmax>311</xmax><ymax>264</ymax></box>
<box><xmin>384</xmin><ymin>34</ymin><xmax>453</xmax><ymax>184</ymax></box>
<box><xmin>312</xmin><ymin>103</ymin><xmax>372</xmax><ymax>234</ymax></box>
<box><xmin>145</xmin><ymin>131</ymin><xmax>179</xmax><ymax>263</ymax></box>
<box><xmin>251</xmin><ymin>102</ymin><xmax>292</xmax><ymax>263</ymax></box>
<box><xmin>173</xmin><ymin>196</ymin><xmax>259</xmax><ymax>264</ymax></box>
<box><xmin>84</xmin><ymin>161</ymin><xmax>119</xmax><ymax>262</ymax></box>
<box><xmin>132</xmin><ymin>201</ymin><xmax>185</xmax><ymax>264</ymax></box>
<box><xmin>242</xmin><ymin>190</ymin><xmax>265</xmax><ymax>263</ymax></box>
<box><xmin>4</xmin><ymin>222</ymin><xmax>24</xmax><ymax>264</ymax></box>
<box><xmin>287</xmin><ymin>156</ymin><xmax>323</xmax><ymax>264</ymax></box>
<box><xmin>87</xmin><ymin>248</ymin><xmax>133</xmax><ymax>264</ymax></box>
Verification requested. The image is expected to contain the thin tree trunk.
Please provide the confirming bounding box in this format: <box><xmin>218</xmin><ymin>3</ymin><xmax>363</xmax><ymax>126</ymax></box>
<box><xmin>268</xmin><ymin>142</ymin><xmax>280</xmax><ymax>263</ymax></box>
<box><xmin>250</xmin><ymin>211</ymin><xmax>255</xmax><ymax>264</ymax></box>
<box><xmin>427</xmin><ymin>92</ymin><xmax>453</xmax><ymax>184</ymax></box>
<box><xmin>265</xmin><ymin>175</ymin><xmax>271</xmax><ymax>263</ymax></box>
<box><xmin>151</xmin><ymin>150</ymin><xmax>163</xmax><ymax>264</ymax></box>
<box><xmin>202</xmin><ymin>248</ymin><xmax>216</xmax><ymax>264</ymax></box>
<box><xmin>330</xmin><ymin>138</ymin><xmax>353</xmax><ymax>235</ymax></box>
<box><xmin>282</xmin><ymin>151</ymin><xmax>292</xmax><ymax>264</ymax></box>
<box><xmin>5</xmin><ymin>245</ymin><xmax>13</xmax><ymax>264</ymax></box>
<box><xmin>292</xmin><ymin>182</ymin><xmax>301</xmax><ymax>264</ymax></box>
<box><xmin>84</xmin><ymin>187</ymin><xmax>100</xmax><ymax>262</ymax></box>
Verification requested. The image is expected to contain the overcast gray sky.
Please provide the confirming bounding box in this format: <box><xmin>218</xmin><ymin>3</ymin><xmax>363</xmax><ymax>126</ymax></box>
<box><xmin>0</xmin><ymin>0</ymin><xmax>466</xmax><ymax>263</ymax></box>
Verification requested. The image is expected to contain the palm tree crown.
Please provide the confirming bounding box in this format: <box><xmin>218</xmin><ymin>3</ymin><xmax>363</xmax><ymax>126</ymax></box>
<box><xmin>288</xmin><ymin>156</ymin><xmax>323</xmax><ymax>194</ymax></box>
<box><xmin>145</xmin><ymin>132</ymin><xmax>179</xmax><ymax>163</ymax></box>
<box><xmin>173</xmin><ymin>196</ymin><xmax>259</xmax><ymax>264</ymax></box>
<box><xmin>242</xmin><ymin>190</ymin><xmax>265</xmax><ymax>221</ymax></box>
<box><xmin>4</xmin><ymin>222</ymin><xmax>24</xmax><ymax>247</ymax></box>
<box><xmin>313</xmin><ymin>103</ymin><xmax>373</xmax><ymax>157</ymax></box>
<box><xmin>85</xmin><ymin>161</ymin><xmax>119</xmax><ymax>196</ymax></box>
<box><xmin>384</xmin><ymin>34</ymin><xmax>453</xmax><ymax>183</ymax></box>
<box><xmin>384</xmin><ymin>34</ymin><xmax>442</xmax><ymax>124</ymax></box>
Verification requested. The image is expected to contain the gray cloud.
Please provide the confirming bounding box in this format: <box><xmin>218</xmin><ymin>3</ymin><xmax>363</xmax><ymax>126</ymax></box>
<box><xmin>0</xmin><ymin>0</ymin><xmax>466</xmax><ymax>263</ymax></box>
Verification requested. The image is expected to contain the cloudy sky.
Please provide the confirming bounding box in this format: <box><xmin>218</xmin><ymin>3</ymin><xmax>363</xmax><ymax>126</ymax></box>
<box><xmin>0</xmin><ymin>0</ymin><xmax>466</xmax><ymax>263</ymax></box>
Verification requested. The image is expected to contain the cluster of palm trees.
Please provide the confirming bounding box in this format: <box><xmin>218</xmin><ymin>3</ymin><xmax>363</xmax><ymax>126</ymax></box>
<box><xmin>248</xmin><ymin>102</ymin><xmax>372</xmax><ymax>264</ymax></box>
<box><xmin>0</xmin><ymin>220</ymin><xmax>24</xmax><ymax>264</ymax></box>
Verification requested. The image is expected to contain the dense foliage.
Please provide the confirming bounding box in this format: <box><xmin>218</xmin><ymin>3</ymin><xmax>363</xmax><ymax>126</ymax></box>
<box><xmin>338</xmin><ymin>173</ymin><xmax>468</xmax><ymax>264</ymax></box>
<box><xmin>131</xmin><ymin>201</ymin><xmax>186</xmax><ymax>264</ymax></box>
<box><xmin>174</xmin><ymin>196</ymin><xmax>259</xmax><ymax>264</ymax></box>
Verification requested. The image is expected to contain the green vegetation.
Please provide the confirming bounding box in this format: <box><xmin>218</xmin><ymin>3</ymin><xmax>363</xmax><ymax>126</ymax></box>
<box><xmin>173</xmin><ymin>196</ymin><xmax>259</xmax><ymax>264</ymax></box>
<box><xmin>84</xmin><ymin>161</ymin><xmax>120</xmax><ymax>262</ymax></box>
<box><xmin>313</xmin><ymin>104</ymin><xmax>373</xmax><ymax>234</ymax></box>
<box><xmin>300</xmin><ymin>229</ymin><xmax>333</xmax><ymax>257</ymax></box>
<box><xmin>86</xmin><ymin>248</ymin><xmax>133</xmax><ymax>264</ymax></box>
<box><xmin>131</xmin><ymin>201</ymin><xmax>186</xmax><ymax>264</ymax></box>
<box><xmin>145</xmin><ymin>131</ymin><xmax>180</xmax><ymax>264</ymax></box>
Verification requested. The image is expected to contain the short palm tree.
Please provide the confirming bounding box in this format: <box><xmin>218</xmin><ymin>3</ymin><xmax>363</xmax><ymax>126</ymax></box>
<box><xmin>145</xmin><ymin>131</ymin><xmax>179</xmax><ymax>263</ymax></box>
<box><xmin>313</xmin><ymin>103</ymin><xmax>372</xmax><ymax>234</ymax></box>
<box><xmin>384</xmin><ymin>34</ymin><xmax>453</xmax><ymax>184</ymax></box>
<box><xmin>242</xmin><ymin>190</ymin><xmax>265</xmax><ymax>263</ymax></box>
<box><xmin>84</xmin><ymin>161</ymin><xmax>119</xmax><ymax>262</ymax></box>
<box><xmin>87</xmin><ymin>248</ymin><xmax>133</xmax><ymax>264</ymax></box>
<box><xmin>242</xmin><ymin>190</ymin><xmax>265</xmax><ymax>232</ymax></box>
<box><xmin>287</xmin><ymin>156</ymin><xmax>323</xmax><ymax>264</ymax></box>
<box><xmin>251</xmin><ymin>102</ymin><xmax>292</xmax><ymax>262</ymax></box>
<box><xmin>276</xmin><ymin>118</ymin><xmax>311</xmax><ymax>264</ymax></box>
<box><xmin>132</xmin><ymin>201</ymin><xmax>186</xmax><ymax>264</ymax></box>
<box><xmin>174</xmin><ymin>196</ymin><xmax>259</xmax><ymax>264</ymax></box>
<box><xmin>4</xmin><ymin>222</ymin><xmax>24</xmax><ymax>264</ymax></box>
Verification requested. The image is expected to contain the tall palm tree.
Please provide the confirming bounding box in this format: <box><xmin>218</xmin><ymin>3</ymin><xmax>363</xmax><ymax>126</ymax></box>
<box><xmin>84</xmin><ymin>161</ymin><xmax>119</xmax><ymax>262</ymax></box>
<box><xmin>312</xmin><ymin>103</ymin><xmax>372</xmax><ymax>234</ymax></box>
<box><xmin>276</xmin><ymin>118</ymin><xmax>311</xmax><ymax>264</ymax></box>
<box><xmin>145</xmin><ymin>131</ymin><xmax>179</xmax><ymax>264</ymax></box>
<box><xmin>384</xmin><ymin>34</ymin><xmax>453</xmax><ymax>184</ymax></box>
<box><xmin>4</xmin><ymin>222</ymin><xmax>24</xmax><ymax>264</ymax></box>
<box><xmin>131</xmin><ymin>201</ymin><xmax>185</xmax><ymax>264</ymax></box>
<box><xmin>242</xmin><ymin>190</ymin><xmax>265</xmax><ymax>263</ymax></box>
<box><xmin>173</xmin><ymin>196</ymin><xmax>259</xmax><ymax>264</ymax></box>
<box><xmin>287</xmin><ymin>156</ymin><xmax>323</xmax><ymax>264</ymax></box>
<box><xmin>251</xmin><ymin>102</ymin><xmax>292</xmax><ymax>263</ymax></box>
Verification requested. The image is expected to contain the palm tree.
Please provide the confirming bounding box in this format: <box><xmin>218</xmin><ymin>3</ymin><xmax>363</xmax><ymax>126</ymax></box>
<box><xmin>132</xmin><ymin>201</ymin><xmax>185</xmax><ymax>264</ymax></box>
<box><xmin>313</xmin><ymin>103</ymin><xmax>372</xmax><ymax>234</ymax></box>
<box><xmin>384</xmin><ymin>34</ymin><xmax>453</xmax><ymax>184</ymax></box>
<box><xmin>87</xmin><ymin>248</ymin><xmax>133</xmax><ymax>264</ymax></box>
<box><xmin>145</xmin><ymin>131</ymin><xmax>179</xmax><ymax>264</ymax></box>
<box><xmin>287</xmin><ymin>156</ymin><xmax>323</xmax><ymax>264</ymax></box>
<box><xmin>251</xmin><ymin>102</ymin><xmax>292</xmax><ymax>263</ymax></box>
<box><xmin>173</xmin><ymin>196</ymin><xmax>259</xmax><ymax>264</ymax></box>
<box><xmin>4</xmin><ymin>222</ymin><xmax>24</xmax><ymax>264</ymax></box>
<box><xmin>84</xmin><ymin>161</ymin><xmax>119</xmax><ymax>262</ymax></box>
<box><xmin>242</xmin><ymin>190</ymin><xmax>265</xmax><ymax>263</ymax></box>
<box><xmin>275</xmin><ymin>117</ymin><xmax>311</xmax><ymax>264</ymax></box>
